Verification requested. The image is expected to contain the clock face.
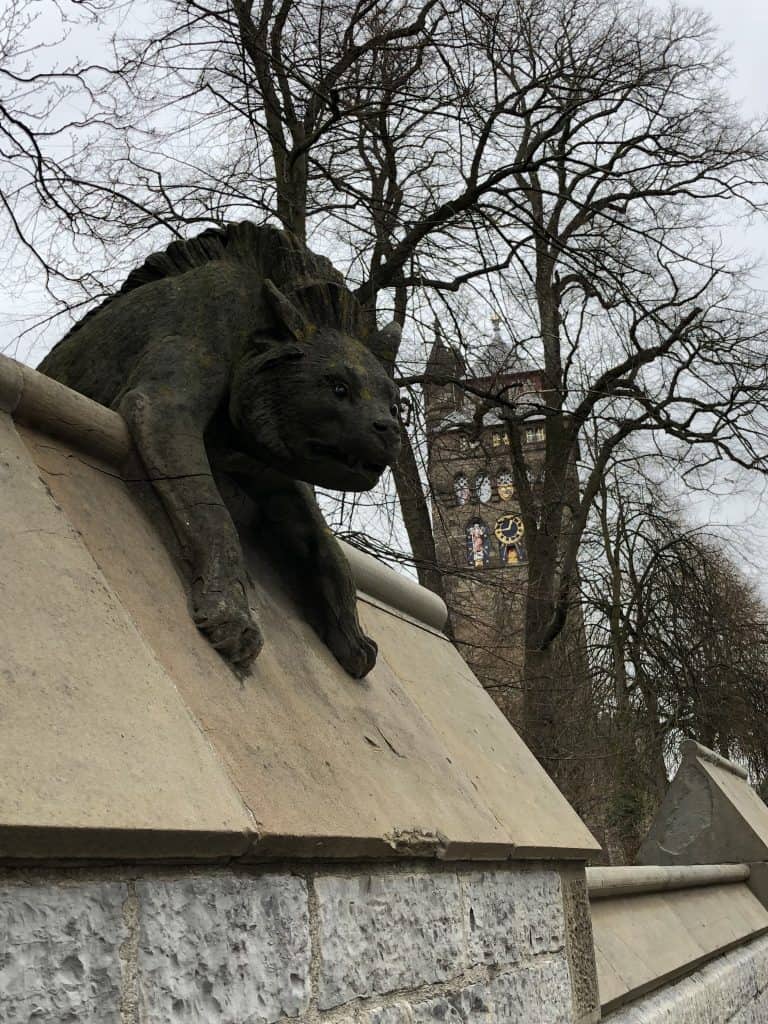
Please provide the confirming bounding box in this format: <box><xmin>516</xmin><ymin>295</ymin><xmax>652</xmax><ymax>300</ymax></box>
<box><xmin>494</xmin><ymin>513</ymin><xmax>524</xmax><ymax>545</ymax></box>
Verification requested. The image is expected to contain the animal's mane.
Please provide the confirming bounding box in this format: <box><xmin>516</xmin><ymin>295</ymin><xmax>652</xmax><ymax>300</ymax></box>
<box><xmin>61</xmin><ymin>221</ymin><xmax>367</xmax><ymax>343</ymax></box>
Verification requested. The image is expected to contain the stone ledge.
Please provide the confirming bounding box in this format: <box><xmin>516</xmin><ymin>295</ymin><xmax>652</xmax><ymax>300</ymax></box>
<box><xmin>587</xmin><ymin>863</ymin><xmax>750</xmax><ymax>900</ymax></box>
<box><xmin>0</xmin><ymin>386</ymin><xmax>599</xmax><ymax>863</ymax></box>
<box><xmin>592</xmin><ymin>881</ymin><xmax>768</xmax><ymax>1013</ymax></box>
<box><xmin>603</xmin><ymin>933</ymin><xmax>768</xmax><ymax>1023</ymax></box>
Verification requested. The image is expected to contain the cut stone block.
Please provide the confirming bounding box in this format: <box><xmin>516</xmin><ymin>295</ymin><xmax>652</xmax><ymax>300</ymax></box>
<box><xmin>0</xmin><ymin>881</ymin><xmax>128</xmax><ymax>1024</ymax></box>
<box><xmin>314</xmin><ymin>871</ymin><xmax>464</xmax><ymax>1008</ymax></box>
<box><xmin>2</xmin><ymin>419</ymin><xmax>597</xmax><ymax>863</ymax></box>
<box><xmin>136</xmin><ymin>874</ymin><xmax>310</xmax><ymax>1024</ymax></box>
<box><xmin>0</xmin><ymin>413</ymin><xmax>253</xmax><ymax>860</ymax></box>
<box><xmin>637</xmin><ymin>741</ymin><xmax>768</xmax><ymax>866</ymax></box>
<box><xmin>0</xmin><ymin>352</ymin><xmax>598</xmax><ymax>864</ymax></box>
<box><xmin>461</xmin><ymin>868</ymin><xmax>564</xmax><ymax>967</ymax></box>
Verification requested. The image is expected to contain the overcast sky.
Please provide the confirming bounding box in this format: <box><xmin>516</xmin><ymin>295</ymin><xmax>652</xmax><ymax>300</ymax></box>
<box><xmin>696</xmin><ymin>0</ymin><xmax>768</xmax><ymax>115</ymax></box>
<box><xmin>660</xmin><ymin>0</ymin><xmax>768</xmax><ymax>570</ymax></box>
<box><xmin>4</xmin><ymin>0</ymin><xmax>768</xmax><ymax>580</ymax></box>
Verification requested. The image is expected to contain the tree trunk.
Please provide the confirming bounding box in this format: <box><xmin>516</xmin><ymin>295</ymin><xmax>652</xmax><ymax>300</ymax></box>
<box><xmin>521</xmin><ymin>523</ymin><xmax>565</xmax><ymax>772</ymax></box>
<box><xmin>391</xmin><ymin>428</ymin><xmax>445</xmax><ymax>599</ymax></box>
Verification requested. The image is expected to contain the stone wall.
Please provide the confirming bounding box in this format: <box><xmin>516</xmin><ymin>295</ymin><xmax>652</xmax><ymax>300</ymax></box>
<box><xmin>0</xmin><ymin>861</ymin><xmax>597</xmax><ymax>1024</ymax></box>
<box><xmin>603</xmin><ymin>933</ymin><xmax>768</xmax><ymax>1023</ymax></box>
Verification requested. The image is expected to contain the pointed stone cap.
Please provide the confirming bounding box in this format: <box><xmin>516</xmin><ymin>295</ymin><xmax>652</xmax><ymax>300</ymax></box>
<box><xmin>637</xmin><ymin>740</ymin><xmax>768</xmax><ymax>865</ymax></box>
<box><xmin>425</xmin><ymin>320</ymin><xmax>465</xmax><ymax>381</ymax></box>
<box><xmin>0</xmin><ymin>353</ymin><xmax>599</xmax><ymax>864</ymax></box>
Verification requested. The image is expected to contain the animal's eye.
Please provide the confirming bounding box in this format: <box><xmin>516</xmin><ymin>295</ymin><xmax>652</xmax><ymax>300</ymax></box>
<box><xmin>390</xmin><ymin>403</ymin><xmax>399</xmax><ymax>418</ymax></box>
<box><xmin>332</xmin><ymin>382</ymin><xmax>349</xmax><ymax>399</ymax></box>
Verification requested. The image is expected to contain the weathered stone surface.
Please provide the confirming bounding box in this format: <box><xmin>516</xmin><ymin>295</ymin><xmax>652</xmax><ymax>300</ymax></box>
<box><xmin>461</xmin><ymin>868</ymin><xmax>564</xmax><ymax>967</ymax></box>
<box><xmin>488</xmin><ymin>959</ymin><xmax>572</xmax><ymax>1024</ymax></box>
<box><xmin>0</xmin><ymin>881</ymin><xmax>127</xmax><ymax>1023</ymax></box>
<box><xmin>562</xmin><ymin>867</ymin><xmax>600</xmax><ymax>1024</ymax></box>
<box><xmin>136</xmin><ymin>873</ymin><xmax>310</xmax><ymax>1023</ymax></box>
<box><xmin>360</xmin><ymin>1004</ymin><xmax>415</xmax><ymax>1024</ymax></box>
<box><xmin>0</xmin><ymin>414</ymin><xmax>253</xmax><ymax>861</ymax></box>
<box><xmin>315</xmin><ymin>871</ymin><xmax>464</xmax><ymax>1009</ymax></box>
<box><xmin>364</xmin><ymin>601</ymin><xmax>600</xmax><ymax>860</ymax></box>
<box><xmin>637</xmin><ymin>740</ymin><xmax>768</xmax><ymax>867</ymax></box>
<box><xmin>592</xmin><ymin>881</ymin><xmax>768</xmax><ymax>1013</ymax></box>
<box><xmin>15</xmin><ymin>414</ymin><xmax>598</xmax><ymax>865</ymax></box>
<box><xmin>0</xmin><ymin>862</ymin><xmax>592</xmax><ymax>1024</ymax></box>
<box><xmin>354</xmin><ymin>960</ymin><xmax>573</xmax><ymax>1024</ymax></box>
<box><xmin>604</xmin><ymin>933</ymin><xmax>768</xmax><ymax>1023</ymax></box>
<box><xmin>410</xmin><ymin>978</ymin><xmax>509</xmax><ymax>1023</ymax></box>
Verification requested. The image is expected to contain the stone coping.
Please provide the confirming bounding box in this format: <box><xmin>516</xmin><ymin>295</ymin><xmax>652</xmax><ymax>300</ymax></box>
<box><xmin>0</xmin><ymin>352</ymin><xmax>447</xmax><ymax>632</ymax></box>
<box><xmin>591</xmin><ymin>879</ymin><xmax>768</xmax><ymax>1013</ymax></box>
<box><xmin>680</xmin><ymin>739</ymin><xmax>749</xmax><ymax>780</ymax></box>
<box><xmin>637</xmin><ymin>736</ymin><xmax>768</xmax><ymax>866</ymax></box>
<box><xmin>0</xmin><ymin>357</ymin><xmax>600</xmax><ymax>864</ymax></box>
<box><xmin>587</xmin><ymin>863</ymin><xmax>750</xmax><ymax>901</ymax></box>
<box><xmin>602</xmin><ymin>933</ymin><xmax>768</xmax><ymax>1023</ymax></box>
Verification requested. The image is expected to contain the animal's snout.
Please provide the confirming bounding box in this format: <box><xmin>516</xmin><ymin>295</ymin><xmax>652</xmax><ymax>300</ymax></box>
<box><xmin>372</xmin><ymin>418</ymin><xmax>400</xmax><ymax>446</ymax></box>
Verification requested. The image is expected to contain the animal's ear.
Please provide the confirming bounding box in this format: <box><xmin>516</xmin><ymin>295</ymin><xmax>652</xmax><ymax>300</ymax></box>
<box><xmin>263</xmin><ymin>279</ymin><xmax>312</xmax><ymax>342</ymax></box>
<box><xmin>367</xmin><ymin>321</ymin><xmax>402</xmax><ymax>374</ymax></box>
<box><xmin>244</xmin><ymin>339</ymin><xmax>305</xmax><ymax>374</ymax></box>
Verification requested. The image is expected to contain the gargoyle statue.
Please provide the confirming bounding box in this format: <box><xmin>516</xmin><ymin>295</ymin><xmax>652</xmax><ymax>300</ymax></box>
<box><xmin>38</xmin><ymin>222</ymin><xmax>402</xmax><ymax>678</ymax></box>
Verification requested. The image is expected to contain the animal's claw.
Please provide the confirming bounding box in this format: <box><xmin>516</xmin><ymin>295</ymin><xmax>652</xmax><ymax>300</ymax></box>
<box><xmin>192</xmin><ymin>580</ymin><xmax>263</xmax><ymax>667</ymax></box>
<box><xmin>326</xmin><ymin>621</ymin><xmax>378</xmax><ymax>679</ymax></box>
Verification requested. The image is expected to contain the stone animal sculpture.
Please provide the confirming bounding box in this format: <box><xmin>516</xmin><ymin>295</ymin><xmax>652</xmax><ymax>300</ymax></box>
<box><xmin>39</xmin><ymin>222</ymin><xmax>402</xmax><ymax>678</ymax></box>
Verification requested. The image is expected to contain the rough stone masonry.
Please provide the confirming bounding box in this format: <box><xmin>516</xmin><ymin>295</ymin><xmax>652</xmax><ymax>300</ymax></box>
<box><xmin>0</xmin><ymin>861</ymin><xmax>597</xmax><ymax>1024</ymax></box>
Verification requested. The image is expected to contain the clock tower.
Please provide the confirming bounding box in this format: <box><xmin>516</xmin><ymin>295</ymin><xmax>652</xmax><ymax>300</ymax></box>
<box><xmin>423</xmin><ymin>320</ymin><xmax>565</xmax><ymax>725</ymax></box>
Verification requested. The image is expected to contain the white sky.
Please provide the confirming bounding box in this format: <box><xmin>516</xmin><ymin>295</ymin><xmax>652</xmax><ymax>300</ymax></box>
<box><xmin>3</xmin><ymin>0</ymin><xmax>768</xmax><ymax>582</ymax></box>
<box><xmin>664</xmin><ymin>0</ymin><xmax>768</xmax><ymax>573</ymax></box>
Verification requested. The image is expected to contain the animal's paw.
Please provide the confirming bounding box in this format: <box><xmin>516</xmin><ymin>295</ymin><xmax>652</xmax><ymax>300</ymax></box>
<box><xmin>192</xmin><ymin>579</ymin><xmax>264</xmax><ymax>667</ymax></box>
<box><xmin>326</xmin><ymin>620</ymin><xmax>378</xmax><ymax>679</ymax></box>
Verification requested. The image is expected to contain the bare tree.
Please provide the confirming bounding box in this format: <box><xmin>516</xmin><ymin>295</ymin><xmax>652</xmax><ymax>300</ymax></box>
<box><xmin>582</xmin><ymin>456</ymin><xmax>768</xmax><ymax>859</ymax></box>
<box><xmin>410</xmin><ymin>0</ymin><xmax>768</xmax><ymax>777</ymax></box>
<box><xmin>0</xmin><ymin>2</ymin><xmax>114</xmax><ymax>282</ymax></box>
<box><xmin>9</xmin><ymin>0</ymin><xmax>768</xmax><ymax>794</ymax></box>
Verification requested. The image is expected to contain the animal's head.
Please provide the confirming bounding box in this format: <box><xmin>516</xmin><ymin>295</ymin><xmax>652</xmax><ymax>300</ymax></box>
<box><xmin>229</xmin><ymin>281</ymin><xmax>402</xmax><ymax>491</ymax></box>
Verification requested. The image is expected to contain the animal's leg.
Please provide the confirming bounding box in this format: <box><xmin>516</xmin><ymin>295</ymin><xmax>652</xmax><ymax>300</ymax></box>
<box><xmin>117</xmin><ymin>336</ymin><xmax>263</xmax><ymax>666</ymax></box>
<box><xmin>256</xmin><ymin>480</ymin><xmax>377</xmax><ymax>678</ymax></box>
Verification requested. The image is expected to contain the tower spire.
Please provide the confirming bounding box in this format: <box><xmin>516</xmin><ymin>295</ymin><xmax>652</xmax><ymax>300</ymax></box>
<box><xmin>425</xmin><ymin>318</ymin><xmax>465</xmax><ymax>381</ymax></box>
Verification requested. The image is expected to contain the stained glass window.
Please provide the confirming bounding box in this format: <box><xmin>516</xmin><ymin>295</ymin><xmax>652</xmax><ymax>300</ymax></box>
<box><xmin>496</xmin><ymin>470</ymin><xmax>514</xmax><ymax>501</ymax></box>
<box><xmin>454</xmin><ymin>473</ymin><xmax>470</xmax><ymax>505</ymax></box>
<box><xmin>474</xmin><ymin>473</ymin><xmax>492</xmax><ymax>503</ymax></box>
<box><xmin>465</xmin><ymin>519</ymin><xmax>491</xmax><ymax>568</ymax></box>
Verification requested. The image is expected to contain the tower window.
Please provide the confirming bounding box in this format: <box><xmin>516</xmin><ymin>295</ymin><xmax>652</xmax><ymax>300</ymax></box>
<box><xmin>525</xmin><ymin>425</ymin><xmax>546</xmax><ymax>444</ymax></box>
<box><xmin>474</xmin><ymin>473</ymin><xmax>492</xmax><ymax>503</ymax></box>
<box><xmin>465</xmin><ymin>519</ymin><xmax>491</xmax><ymax>568</ymax></box>
<box><xmin>454</xmin><ymin>473</ymin><xmax>470</xmax><ymax>506</ymax></box>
